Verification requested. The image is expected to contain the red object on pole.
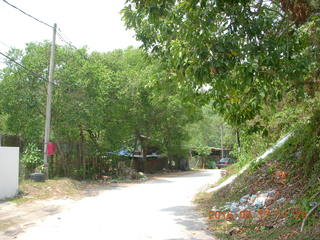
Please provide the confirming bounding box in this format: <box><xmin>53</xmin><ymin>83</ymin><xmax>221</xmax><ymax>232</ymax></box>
<box><xmin>47</xmin><ymin>142</ymin><xmax>56</xmax><ymax>155</ymax></box>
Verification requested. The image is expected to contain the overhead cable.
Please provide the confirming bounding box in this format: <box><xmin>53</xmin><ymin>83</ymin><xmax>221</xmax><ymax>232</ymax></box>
<box><xmin>0</xmin><ymin>50</ymin><xmax>48</xmax><ymax>82</ymax></box>
<box><xmin>2</xmin><ymin>0</ymin><xmax>53</xmax><ymax>28</ymax></box>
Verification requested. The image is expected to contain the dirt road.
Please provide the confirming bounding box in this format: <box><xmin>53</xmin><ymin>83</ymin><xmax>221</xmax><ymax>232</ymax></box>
<box><xmin>1</xmin><ymin>170</ymin><xmax>220</xmax><ymax>240</ymax></box>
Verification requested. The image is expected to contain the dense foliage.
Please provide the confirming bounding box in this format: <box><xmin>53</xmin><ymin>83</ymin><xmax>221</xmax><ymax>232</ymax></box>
<box><xmin>122</xmin><ymin>0</ymin><xmax>320</xmax><ymax>125</ymax></box>
<box><xmin>0</xmin><ymin>44</ymin><xmax>200</xmax><ymax>178</ymax></box>
<box><xmin>185</xmin><ymin>104</ymin><xmax>236</xmax><ymax>148</ymax></box>
<box><xmin>21</xmin><ymin>143</ymin><xmax>43</xmax><ymax>175</ymax></box>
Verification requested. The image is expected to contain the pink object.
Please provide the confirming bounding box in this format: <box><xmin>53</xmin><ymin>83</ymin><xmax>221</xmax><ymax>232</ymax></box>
<box><xmin>47</xmin><ymin>142</ymin><xmax>56</xmax><ymax>155</ymax></box>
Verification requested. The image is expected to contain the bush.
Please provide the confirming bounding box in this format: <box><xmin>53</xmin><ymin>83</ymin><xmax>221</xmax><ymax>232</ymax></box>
<box><xmin>207</xmin><ymin>160</ymin><xmax>216</xmax><ymax>169</ymax></box>
<box><xmin>21</xmin><ymin>143</ymin><xmax>43</xmax><ymax>175</ymax></box>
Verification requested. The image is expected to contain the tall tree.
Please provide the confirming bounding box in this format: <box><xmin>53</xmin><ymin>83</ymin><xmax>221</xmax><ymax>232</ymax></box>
<box><xmin>122</xmin><ymin>0</ymin><xmax>320</xmax><ymax>125</ymax></box>
<box><xmin>0</xmin><ymin>43</ymin><xmax>200</xmax><ymax>177</ymax></box>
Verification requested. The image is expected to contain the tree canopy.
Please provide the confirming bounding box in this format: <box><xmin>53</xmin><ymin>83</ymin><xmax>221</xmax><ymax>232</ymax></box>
<box><xmin>0</xmin><ymin>43</ymin><xmax>200</xmax><ymax>178</ymax></box>
<box><xmin>122</xmin><ymin>0</ymin><xmax>320</xmax><ymax>125</ymax></box>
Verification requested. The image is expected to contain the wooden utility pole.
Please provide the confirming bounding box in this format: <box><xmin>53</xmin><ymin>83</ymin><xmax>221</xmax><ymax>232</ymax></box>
<box><xmin>43</xmin><ymin>23</ymin><xmax>57</xmax><ymax>177</ymax></box>
<box><xmin>236</xmin><ymin>128</ymin><xmax>241</xmax><ymax>151</ymax></box>
<box><xmin>220</xmin><ymin>124</ymin><xmax>224</xmax><ymax>159</ymax></box>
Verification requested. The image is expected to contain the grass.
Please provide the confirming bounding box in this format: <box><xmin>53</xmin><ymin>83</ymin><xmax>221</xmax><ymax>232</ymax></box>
<box><xmin>9</xmin><ymin>178</ymin><xmax>85</xmax><ymax>204</ymax></box>
<box><xmin>194</xmin><ymin>95</ymin><xmax>320</xmax><ymax>239</ymax></box>
<box><xmin>210</xmin><ymin>164</ymin><xmax>239</xmax><ymax>188</ymax></box>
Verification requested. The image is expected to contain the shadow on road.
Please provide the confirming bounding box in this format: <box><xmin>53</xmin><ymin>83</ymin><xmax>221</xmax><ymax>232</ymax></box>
<box><xmin>145</xmin><ymin>178</ymin><xmax>173</xmax><ymax>184</ymax></box>
<box><xmin>161</xmin><ymin>205</ymin><xmax>207</xmax><ymax>232</ymax></box>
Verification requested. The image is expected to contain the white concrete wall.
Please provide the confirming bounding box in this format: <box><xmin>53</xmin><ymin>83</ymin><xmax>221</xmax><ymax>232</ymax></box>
<box><xmin>0</xmin><ymin>147</ymin><xmax>19</xmax><ymax>200</ymax></box>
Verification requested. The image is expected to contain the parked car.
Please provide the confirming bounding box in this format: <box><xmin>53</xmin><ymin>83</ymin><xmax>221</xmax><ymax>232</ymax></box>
<box><xmin>216</xmin><ymin>157</ymin><xmax>235</xmax><ymax>169</ymax></box>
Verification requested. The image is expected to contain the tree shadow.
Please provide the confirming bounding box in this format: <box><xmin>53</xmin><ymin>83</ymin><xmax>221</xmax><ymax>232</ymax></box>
<box><xmin>161</xmin><ymin>205</ymin><xmax>213</xmax><ymax>236</ymax></box>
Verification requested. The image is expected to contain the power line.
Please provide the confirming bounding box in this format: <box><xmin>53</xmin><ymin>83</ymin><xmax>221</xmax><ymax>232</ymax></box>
<box><xmin>0</xmin><ymin>48</ymin><xmax>82</xmax><ymax>89</ymax></box>
<box><xmin>57</xmin><ymin>29</ymin><xmax>78</xmax><ymax>49</ymax></box>
<box><xmin>0</xmin><ymin>48</ymin><xmax>79</xmax><ymax>91</ymax></box>
<box><xmin>57</xmin><ymin>29</ymin><xmax>72</xmax><ymax>45</ymax></box>
<box><xmin>0</xmin><ymin>40</ymin><xmax>10</xmax><ymax>49</ymax></box>
<box><xmin>2</xmin><ymin>0</ymin><xmax>53</xmax><ymax>28</ymax></box>
<box><xmin>57</xmin><ymin>32</ymin><xmax>73</xmax><ymax>48</ymax></box>
<box><xmin>57</xmin><ymin>28</ymin><xmax>90</xmax><ymax>62</ymax></box>
<box><xmin>0</xmin><ymin>50</ymin><xmax>48</xmax><ymax>82</ymax></box>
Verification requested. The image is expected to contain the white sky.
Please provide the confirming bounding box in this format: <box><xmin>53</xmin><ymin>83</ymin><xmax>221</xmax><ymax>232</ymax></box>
<box><xmin>0</xmin><ymin>0</ymin><xmax>140</xmax><ymax>54</ymax></box>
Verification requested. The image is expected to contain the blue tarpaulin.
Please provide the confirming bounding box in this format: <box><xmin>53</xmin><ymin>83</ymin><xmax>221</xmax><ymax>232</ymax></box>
<box><xmin>106</xmin><ymin>149</ymin><xmax>133</xmax><ymax>157</ymax></box>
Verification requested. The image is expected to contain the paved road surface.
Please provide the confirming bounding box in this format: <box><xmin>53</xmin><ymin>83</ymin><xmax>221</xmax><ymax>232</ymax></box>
<box><xmin>4</xmin><ymin>170</ymin><xmax>220</xmax><ymax>240</ymax></box>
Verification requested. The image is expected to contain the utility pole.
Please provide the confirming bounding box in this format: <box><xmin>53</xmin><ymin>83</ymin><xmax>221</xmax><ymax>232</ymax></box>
<box><xmin>220</xmin><ymin>124</ymin><xmax>224</xmax><ymax>159</ymax></box>
<box><xmin>43</xmin><ymin>23</ymin><xmax>57</xmax><ymax>178</ymax></box>
<box><xmin>236</xmin><ymin>128</ymin><xmax>241</xmax><ymax>152</ymax></box>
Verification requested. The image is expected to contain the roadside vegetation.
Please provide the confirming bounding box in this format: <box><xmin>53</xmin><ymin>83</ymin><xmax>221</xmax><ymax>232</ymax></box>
<box><xmin>195</xmin><ymin>92</ymin><xmax>320</xmax><ymax>239</ymax></box>
<box><xmin>0</xmin><ymin>1</ymin><xmax>319</xmax><ymax>237</ymax></box>
<box><xmin>0</xmin><ymin>46</ymin><xmax>206</xmax><ymax>179</ymax></box>
<box><xmin>120</xmin><ymin>1</ymin><xmax>320</xmax><ymax>238</ymax></box>
<box><xmin>0</xmin><ymin>46</ymin><xmax>236</xmax><ymax>180</ymax></box>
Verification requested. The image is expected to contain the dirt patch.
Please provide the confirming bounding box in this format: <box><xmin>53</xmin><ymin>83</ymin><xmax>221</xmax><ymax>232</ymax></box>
<box><xmin>0</xmin><ymin>219</ymin><xmax>16</xmax><ymax>231</ymax></box>
<box><xmin>12</xmin><ymin>178</ymin><xmax>82</xmax><ymax>203</ymax></box>
<box><xmin>8</xmin><ymin>177</ymin><xmax>151</xmax><ymax>204</ymax></box>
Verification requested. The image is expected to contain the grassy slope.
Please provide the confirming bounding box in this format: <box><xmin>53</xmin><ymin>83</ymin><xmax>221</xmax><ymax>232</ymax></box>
<box><xmin>195</xmin><ymin>94</ymin><xmax>320</xmax><ymax>240</ymax></box>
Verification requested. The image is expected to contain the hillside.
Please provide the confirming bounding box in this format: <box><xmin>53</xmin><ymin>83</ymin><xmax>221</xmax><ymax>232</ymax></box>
<box><xmin>195</xmin><ymin>94</ymin><xmax>320</xmax><ymax>240</ymax></box>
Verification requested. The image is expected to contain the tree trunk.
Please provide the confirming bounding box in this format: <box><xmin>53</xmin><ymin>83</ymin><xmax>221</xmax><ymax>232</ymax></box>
<box><xmin>236</xmin><ymin>129</ymin><xmax>241</xmax><ymax>151</ymax></box>
<box><xmin>79</xmin><ymin>126</ymin><xmax>85</xmax><ymax>179</ymax></box>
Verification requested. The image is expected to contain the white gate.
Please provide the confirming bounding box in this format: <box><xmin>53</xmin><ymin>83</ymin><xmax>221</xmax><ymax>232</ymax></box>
<box><xmin>0</xmin><ymin>147</ymin><xmax>19</xmax><ymax>200</ymax></box>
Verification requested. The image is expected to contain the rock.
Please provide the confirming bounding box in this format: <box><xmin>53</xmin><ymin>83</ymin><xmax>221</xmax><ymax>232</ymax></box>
<box><xmin>310</xmin><ymin>202</ymin><xmax>318</xmax><ymax>207</ymax></box>
<box><xmin>229</xmin><ymin>227</ymin><xmax>240</xmax><ymax>235</ymax></box>
<box><xmin>139</xmin><ymin>176</ymin><xmax>148</xmax><ymax>181</ymax></box>
<box><xmin>293</xmin><ymin>151</ymin><xmax>302</xmax><ymax>159</ymax></box>
<box><xmin>278</xmin><ymin>218</ymin><xmax>286</xmax><ymax>226</ymax></box>
<box><xmin>262</xmin><ymin>225</ymin><xmax>274</xmax><ymax>230</ymax></box>
<box><xmin>101</xmin><ymin>175</ymin><xmax>111</xmax><ymax>182</ymax></box>
<box><xmin>290</xmin><ymin>200</ymin><xmax>297</xmax><ymax>204</ymax></box>
<box><xmin>266</xmin><ymin>190</ymin><xmax>276</xmax><ymax>197</ymax></box>
<box><xmin>276</xmin><ymin>197</ymin><xmax>286</xmax><ymax>204</ymax></box>
<box><xmin>220</xmin><ymin>170</ymin><xmax>227</xmax><ymax>177</ymax></box>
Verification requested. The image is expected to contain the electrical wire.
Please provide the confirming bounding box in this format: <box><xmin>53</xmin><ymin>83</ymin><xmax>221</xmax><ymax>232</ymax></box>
<box><xmin>0</xmin><ymin>50</ymin><xmax>49</xmax><ymax>82</ymax></box>
<box><xmin>1</xmin><ymin>0</ymin><xmax>53</xmax><ymax>28</ymax></box>
<box><xmin>57</xmin><ymin>29</ymin><xmax>73</xmax><ymax>46</ymax></box>
<box><xmin>0</xmin><ymin>26</ymin><xmax>88</xmax><ymax>88</ymax></box>
<box><xmin>0</xmin><ymin>50</ymin><xmax>50</xmax><ymax>114</ymax></box>
<box><xmin>57</xmin><ymin>29</ymin><xmax>79</xmax><ymax>50</ymax></box>
<box><xmin>57</xmin><ymin>28</ymin><xmax>89</xmax><ymax>62</ymax></box>
<box><xmin>0</xmin><ymin>40</ymin><xmax>10</xmax><ymax>49</ymax></box>
<box><xmin>0</xmin><ymin>49</ymin><xmax>77</xmax><ymax>93</ymax></box>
